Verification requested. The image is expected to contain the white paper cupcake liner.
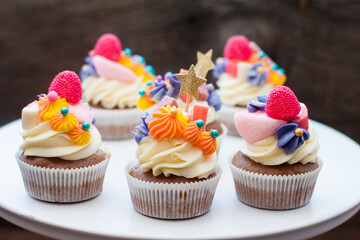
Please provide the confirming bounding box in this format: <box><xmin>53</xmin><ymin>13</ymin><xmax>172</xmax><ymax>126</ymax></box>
<box><xmin>228</xmin><ymin>153</ymin><xmax>323</xmax><ymax>210</ymax></box>
<box><xmin>216</xmin><ymin>123</ymin><xmax>228</xmax><ymax>154</ymax></box>
<box><xmin>16</xmin><ymin>150</ymin><xmax>110</xmax><ymax>203</ymax></box>
<box><xmin>91</xmin><ymin>107</ymin><xmax>144</xmax><ymax>140</ymax></box>
<box><xmin>125</xmin><ymin>161</ymin><xmax>222</xmax><ymax>219</ymax></box>
<box><xmin>218</xmin><ymin>105</ymin><xmax>246</xmax><ymax>136</ymax></box>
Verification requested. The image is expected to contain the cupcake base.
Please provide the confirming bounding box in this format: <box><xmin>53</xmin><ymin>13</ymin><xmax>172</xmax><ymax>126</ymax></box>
<box><xmin>125</xmin><ymin>161</ymin><xmax>222</xmax><ymax>219</ymax></box>
<box><xmin>218</xmin><ymin>105</ymin><xmax>246</xmax><ymax>136</ymax></box>
<box><xmin>16</xmin><ymin>149</ymin><xmax>111</xmax><ymax>203</ymax></box>
<box><xmin>229</xmin><ymin>151</ymin><xmax>322</xmax><ymax>210</ymax></box>
<box><xmin>91</xmin><ymin>105</ymin><xmax>143</xmax><ymax>140</ymax></box>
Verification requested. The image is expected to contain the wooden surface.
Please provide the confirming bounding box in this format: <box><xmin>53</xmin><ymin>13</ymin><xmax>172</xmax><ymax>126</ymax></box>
<box><xmin>0</xmin><ymin>0</ymin><xmax>359</xmax><ymax>239</ymax></box>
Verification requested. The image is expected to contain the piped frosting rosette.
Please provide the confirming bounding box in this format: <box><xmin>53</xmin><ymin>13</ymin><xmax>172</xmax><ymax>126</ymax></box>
<box><xmin>80</xmin><ymin>33</ymin><xmax>156</xmax><ymax>139</ymax></box>
<box><xmin>229</xmin><ymin>86</ymin><xmax>322</xmax><ymax>210</ymax></box>
<box><xmin>126</xmin><ymin>100</ymin><xmax>222</xmax><ymax>219</ymax></box>
<box><xmin>214</xmin><ymin>35</ymin><xmax>287</xmax><ymax>135</ymax></box>
<box><xmin>17</xmin><ymin>71</ymin><xmax>110</xmax><ymax>202</ymax></box>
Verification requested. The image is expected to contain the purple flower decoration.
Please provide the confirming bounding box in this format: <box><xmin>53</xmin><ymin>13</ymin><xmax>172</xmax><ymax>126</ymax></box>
<box><xmin>149</xmin><ymin>75</ymin><xmax>167</xmax><ymax>101</ymax></box>
<box><xmin>247</xmin><ymin>62</ymin><xmax>267</xmax><ymax>86</ymax></box>
<box><xmin>166</xmin><ymin>74</ymin><xmax>181</xmax><ymax>98</ymax></box>
<box><xmin>276</xmin><ymin>122</ymin><xmax>310</xmax><ymax>154</ymax></box>
<box><xmin>79</xmin><ymin>57</ymin><xmax>98</xmax><ymax>79</ymax></box>
<box><xmin>247</xmin><ymin>95</ymin><xmax>268</xmax><ymax>113</ymax></box>
<box><xmin>207</xmin><ymin>84</ymin><xmax>221</xmax><ymax>111</ymax></box>
<box><xmin>213</xmin><ymin>58</ymin><xmax>228</xmax><ymax>79</ymax></box>
<box><xmin>132</xmin><ymin>112</ymin><xmax>150</xmax><ymax>144</ymax></box>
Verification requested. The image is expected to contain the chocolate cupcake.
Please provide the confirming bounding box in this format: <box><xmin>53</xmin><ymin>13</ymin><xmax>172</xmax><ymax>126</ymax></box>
<box><xmin>80</xmin><ymin>33</ymin><xmax>155</xmax><ymax>139</ymax></box>
<box><xmin>126</xmin><ymin>66</ymin><xmax>222</xmax><ymax>219</ymax></box>
<box><xmin>17</xmin><ymin>71</ymin><xmax>110</xmax><ymax>203</ymax></box>
<box><xmin>229</xmin><ymin>86</ymin><xmax>321</xmax><ymax>210</ymax></box>
<box><xmin>213</xmin><ymin>35</ymin><xmax>287</xmax><ymax>135</ymax></box>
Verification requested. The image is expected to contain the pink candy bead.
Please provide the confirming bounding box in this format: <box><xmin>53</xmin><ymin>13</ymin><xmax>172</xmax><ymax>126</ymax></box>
<box><xmin>47</xmin><ymin>91</ymin><xmax>59</xmax><ymax>102</ymax></box>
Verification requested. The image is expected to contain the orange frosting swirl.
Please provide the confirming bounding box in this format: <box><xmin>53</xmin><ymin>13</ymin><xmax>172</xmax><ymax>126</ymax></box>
<box><xmin>183</xmin><ymin>121</ymin><xmax>202</xmax><ymax>145</ymax></box>
<box><xmin>197</xmin><ymin>132</ymin><xmax>217</xmax><ymax>155</ymax></box>
<box><xmin>69</xmin><ymin>123</ymin><xmax>91</xmax><ymax>146</ymax></box>
<box><xmin>50</xmin><ymin>112</ymin><xmax>78</xmax><ymax>131</ymax></box>
<box><xmin>149</xmin><ymin>105</ymin><xmax>189</xmax><ymax>141</ymax></box>
<box><xmin>38</xmin><ymin>95</ymin><xmax>68</xmax><ymax>122</ymax></box>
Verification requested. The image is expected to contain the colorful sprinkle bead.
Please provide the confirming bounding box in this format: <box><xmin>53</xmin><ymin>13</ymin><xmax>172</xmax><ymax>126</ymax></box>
<box><xmin>164</xmin><ymin>72</ymin><xmax>172</xmax><ymax>79</ymax></box>
<box><xmin>278</xmin><ymin>68</ymin><xmax>285</xmax><ymax>74</ymax></box>
<box><xmin>124</xmin><ymin>48</ymin><xmax>132</xmax><ymax>56</ymax></box>
<box><xmin>258</xmin><ymin>51</ymin><xmax>266</xmax><ymax>58</ymax></box>
<box><xmin>295</xmin><ymin>128</ymin><xmax>303</xmax><ymax>137</ymax></box>
<box><xmin>82</xmin><ymin>122</ymin><xmax>90</xmax><ymax>131</ymax></box>
<box><xmin>146</xmin><ymin>65</ymin><xmax>155</xmax><ymax>75</ymax></box>
<box><xmin>156</xmin><ymin>75</ymin><xmax>163</xmax><ymax>81</ymax></box>
<box><xmin>47</xmin><ymin>91</ymin><xmax>59</xmax><ymax>102</ymax></box>
<box><xmin>196</xmin><ymin>119</ymin><xmax>205</xmax><ymax>129</ymax></box>
<box><xmin>61</xmin><ymin>107</ymin><xmax>69</xmax><ymax>116</ymax></box>
<box><xmin>272</xmin><ymin>63</ymin><xmax>278</xmax><ymax>70</ymax></box>
<box><xmin>139</xmin><ymin>90</ymin><xmax>145</xmax><ymax>96</ymax></box>
<box><xmin>210</xmin><ymin>129</ymin><xmax>219</xmax><ymax>138</ymax></box>
<box><xmin>132</xmin><ymin>54</ymin><xmax>145</xmax><ymax>64</ymax></box>
<box><xmin>146</xmin><ymin>80</ymin><xmax>153</xmax><ymax>86</ymax></box>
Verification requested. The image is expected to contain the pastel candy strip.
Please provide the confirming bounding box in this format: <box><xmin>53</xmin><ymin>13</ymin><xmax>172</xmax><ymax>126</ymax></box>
<box><xmin>294</xmin><ymin>103</ymin><xmax>309</xmax><ymax>130</ymax></box>
<box><xmin>145</xmin><ymin>96</ymin><xmax>178</xmax><ymax>125</ymax></box>
<box><xmin>234</xmin><ymin>110</ymin><xmax>286</xmax><ymax>144</ymax></box>
<box><xmin>197</xmin><ymin>83</ymin><xmax>209</xmax><ymax>101</ymax></box>
<box><xmin>192</xmin><ymin>103</ymin><xmax>209</xmax><ymax>131</ymax></box>
<box><xmin>92</xmin><ymin>55</ymin><xmax>137</xmax><ymax>82</ymax></box>
<box><xmin>225</xmin><ymin>61</ymin><xmax>238</xmax><ymax>78</ymax></box>
<box><xmin>68</xmin><ymin>103</ymin><xmax>94</xmax><ymax>124</ymax></box>
<box><xmin>179</xmin><ymin>68</ymin><xmax>188</xmax><ymax>74</ymax></box>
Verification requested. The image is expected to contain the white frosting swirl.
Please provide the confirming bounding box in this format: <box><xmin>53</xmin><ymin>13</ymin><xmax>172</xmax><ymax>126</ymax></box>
<box><xmin>82</xmin><ymin>75</ymin><xmax>145</xmax><ymax>109</ymax></box>
<box><xmin>20</xmin><ymin>104</ymin><xmax>101</xmax><ymax>161</ymax></box>
<box><xmin>240</xmin><ymin>123</ymin><xmax>319</xmax><ymax>165</ymax></box>
<box><xmin>217</xmin><ymin>62</ymin><xmax>273</xmax><ymax>106</ymax></box>
<box><xmin>136</xmin><ymin>136</ymin><xmax>216</xmax><ymax>179</ymax></box>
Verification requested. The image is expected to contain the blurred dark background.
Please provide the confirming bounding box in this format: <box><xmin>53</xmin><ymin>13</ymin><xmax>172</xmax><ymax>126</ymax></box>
<box><xmin>0</xmin><ymin>0</ymin><xmax>359</xmax><ymax>239</ymax></box>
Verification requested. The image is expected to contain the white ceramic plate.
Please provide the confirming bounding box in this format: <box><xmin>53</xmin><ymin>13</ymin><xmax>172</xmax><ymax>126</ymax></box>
<box><xmin>0</xmin><ymin>120</ymin><xmax>359</xmax><ymax>240</ymax></box>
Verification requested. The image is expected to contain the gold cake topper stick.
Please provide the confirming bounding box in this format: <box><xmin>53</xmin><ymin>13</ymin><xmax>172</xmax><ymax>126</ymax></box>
<box><xmin>176</xmin><ymin>64</ymin><xmax>207</xmax><ymax>113</ymax></box>
<box><xmin>194</xmin><ymin>49</ymin><xmax>215</xmax><ymax>78</ymax></box>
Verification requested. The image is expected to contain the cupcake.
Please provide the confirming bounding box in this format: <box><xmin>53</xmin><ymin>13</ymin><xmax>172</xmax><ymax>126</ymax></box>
<box><xmin>213</xmin><ymin>35</ymin><xmax>287</xmax><ymax>135</ymax></box>
<box><xmin>17</xmin><ymin>71</ymin><xmax>110</xmax><ymax>203</ymax></box>
<box><xmin>126</xmin><ymin>67</ymin><xmax>222</xmax><ymax>219</ymax></box>
<box><xmin>137</xmin><ymin>50</ymin><xmax>227</xmax><ymax>150</ymax></box>
<box><xmin>229</xmin><ymin>86</ymin><xmax>321</xmax><ymax>210</ymax></box>
<box><xmin>80</xmin><ymin>33</ymin><xmax>155</xmax><ymax>139</ymax></box>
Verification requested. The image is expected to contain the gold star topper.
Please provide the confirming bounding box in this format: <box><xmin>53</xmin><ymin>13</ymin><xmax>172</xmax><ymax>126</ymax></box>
<box><xmin>176</xmin><ymin>64</ymin><xmax>207</xmax><ymax>99</ymax></box>
<box><xmin>194</xmin><ymin>49</ymin><xmax>215</xmax><ymax>78</ymax></box>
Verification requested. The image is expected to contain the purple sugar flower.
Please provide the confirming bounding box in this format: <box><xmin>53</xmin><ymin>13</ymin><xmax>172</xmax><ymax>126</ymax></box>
<box><xmin>247</xmin><ymin>95</ymin><xmax>268</xmax><ymax>113</ymax></box>
<box><xmin>213</xmin><ymin>58</ymin><xmax>228</xmax><ymax>79</ymax></box>
<box><xmin>247</xmin><ymin>62</ymin><xmax>267</xmax><ymax>86</ymax></box>
<box><xmin>132</xmin><ymin>112</ymin><xmax>150</xmax><ymax>144</ymax></box>
<box><xmin>276</xmin><ymin>122</ymin><xmax>310</xmax><ymax>154</ymax></box>
<box><xmin>79</xmin><ymin>57</ymin><xmax>98</xmax><ymax>79</ymax></box>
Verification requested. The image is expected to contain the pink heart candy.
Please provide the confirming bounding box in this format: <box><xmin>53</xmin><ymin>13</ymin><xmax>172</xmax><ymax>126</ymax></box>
<box><xmin>234</xmin><ymin>110</ymin><xmax>286</xmax><ymax>144</ymax></box>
